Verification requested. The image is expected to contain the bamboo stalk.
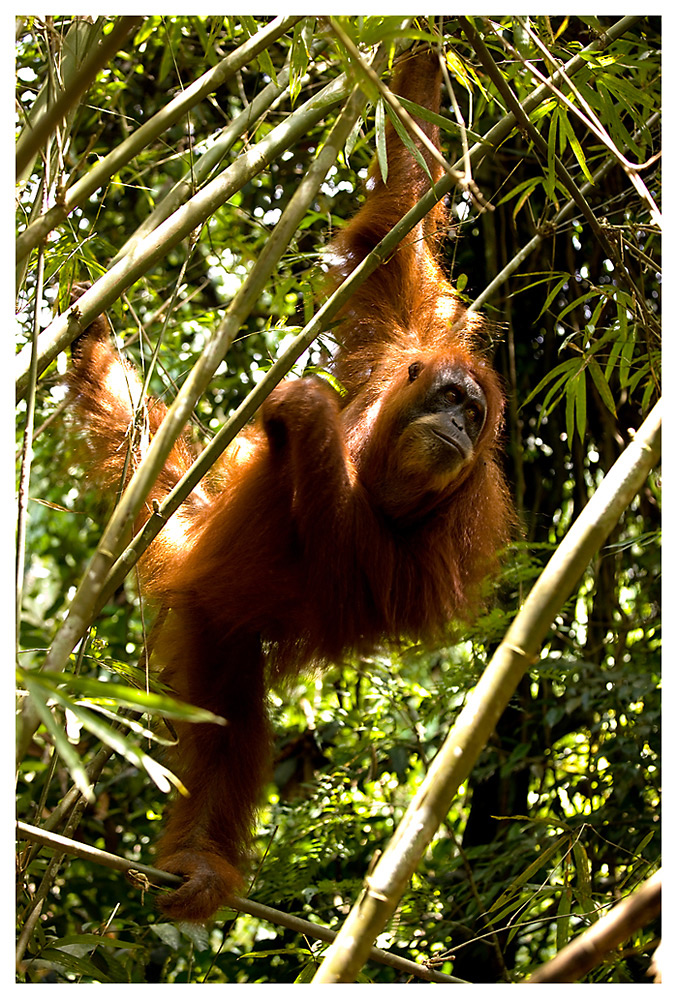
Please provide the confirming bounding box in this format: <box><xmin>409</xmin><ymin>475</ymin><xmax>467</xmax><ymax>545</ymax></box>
<box><xmin>313</xmin><ymin>401</ymin><xmax>661</xmax><ymax>983</ymax></box>
<box><xmin>527</xmin><ymin>870</ymin><xmax>661</xmax><ymax>983</ymax></box>
<box><xmin>15</xmin><ymin>72</ymin><xmax>349</xmax><ymax>401</ymax></box>
<box><xmin>16</xmin><ymin>17</ymin><xmax>142</xmax><ymax>179</ymax></box>
<box><xmin>39</xmin><ymin>58</ymin><xmax>377</xmax><ymax>681</ymax></box>
<box><xmin>15</xmin><ymin>15</ymin><xmax>302</xmax><ymax>262</ymax></box>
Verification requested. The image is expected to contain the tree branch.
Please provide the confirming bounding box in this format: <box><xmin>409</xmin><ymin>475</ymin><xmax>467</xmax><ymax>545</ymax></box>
<box><xmin>16</xmin><ymin>821</ymin><xmax>467</xmax><ymax>984</ymax></box>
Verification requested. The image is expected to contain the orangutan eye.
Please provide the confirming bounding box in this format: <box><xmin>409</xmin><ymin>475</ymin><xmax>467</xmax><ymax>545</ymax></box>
<box><xmin>442</xmin><ymin>385</ymin><xmax>463</xmax><ymax>406</ymax></box>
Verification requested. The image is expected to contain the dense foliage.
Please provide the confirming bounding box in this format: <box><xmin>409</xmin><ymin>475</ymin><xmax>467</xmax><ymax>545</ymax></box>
<box><xmin>16</xmin><ymin>15</ymin><xmax>660</xmax><ymax>984</ymax></box>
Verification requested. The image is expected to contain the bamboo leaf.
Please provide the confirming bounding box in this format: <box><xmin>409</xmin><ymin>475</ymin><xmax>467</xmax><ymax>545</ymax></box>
<box><xmin>344</xmin><ymin>113</ymin><xmax>365</xmax><ymax>162</ymax></box>
<box><xmin>604</xmin><ymin>336</ymin><xmax>624</xmax><ymax>383</ymax></box>
<box><xmin>489</xmin><ymin>835</ymin><xmax>569</xmax><ymax>913</ymax></box>
<box><xmin>642</xmin><ymin>376</ymin><xmax>658</xmax><ymax>412</ymax></box>
<box><xmin>540</xmin><ymin>370</ymin><xmax>574</xmax><ymax>419</ymax></box>
<box><xmin>399</xmin><ymin>96</ymin><xmax>484</xmax><ymax>143</ymax></box>
<box><xmin>566</xmin><ymin>374</ymin><xmax>576</xmax><ymax>445</ymax></box>
<box><xmin>619</xmin><ymin>326</ymin><xmax>637</xmax><ymax>388</ymax></box>
<box><xmin>576</xmin><ymin>368</ymin><xmax>587</xmax><ymax>443</ymax></box>
<box><xmin>553</xmin><ymin>16</ymin><xmax>570</xmax><ymax>40</ymax></box>
<box><xmin>496</xmin><ymin>176</ymin><xmax>541</xmax><ymax>208</ymax></box>
<box><xmin>545</xmin><ymin>106</ymin><xmax>559</xmax><ymax>200</ymax></box>
<box><xmin>588</xmin><ymin>356</ymin><xmax>617</xmax><ymax>417</ymax></box>
<box><xmin>586</xmin><ymin>322</ymin><xmax>619</xmax><ymax>357</ymax></box>
<box><xmin>22</xmin><ymin>672</ymin><xmax>188</xmax><ymax>793</ymax></box>
<box><xmin>290</xmin><ymin>20</ymin><xmax>310</xmax><ymax>104</ymax></box>
<box><xmin>538</xmin><ymin>274</ymin><xmax>570</xmax><ymax>319</ymax></box>
<box><xmin>554</xmin><ymin>288</ymin><xmax>599</xmax><ymax>328</ymax></box>
<box><xmin>513</xmin><ymin>178</ymin><xmax>542</xmax><ymax>221</ymax></box>
<box><xmin>556</xmin><ymin>888</ymin><xmax>572</xmax><ymax>951</ymax></box>
<box><xmin>560</xmin><ymin>112</ymin><xmax>594</xmax><ymax>184</ymax></box>
<box><xmin>384</xmin><ymin>101</ymin><xmax>433</xmax><ymax>183</ymax></box>
<box><xmin>35</xmin><ymin>947</ymin><xmax>114</xmax><ymax>982</ymax></box>
<box><xmin>626</xmin><ymin>362</ymin><xmax>651</xmax><ymax>396</ymax></box>
<box><xmin>521</xmin><ymin>357</ymin><xmax>581</xmax><ymax>410</ymax></box>
<box><xmin>22</xmin><ymin>677</ymin><xmax>94</xmax><ymax>802</ymax></box>
<box><xmin>573</xmin><ymin>841</ymin><xmax>597</xmax><ymax>922</ymax></box>
<box><xmin>445</xmin><ymin>50</ymin><xmax>474</xmax><ymax>93</ymax></box>
<box><xmin>242</xmin><ymin>15</ymin><xmax>279</xmax><ymax>84</ymax></box>
<box><xmin>32</xmin><ymin>669</ymin><xmax>226</xmax><ymax>724</ymax></box>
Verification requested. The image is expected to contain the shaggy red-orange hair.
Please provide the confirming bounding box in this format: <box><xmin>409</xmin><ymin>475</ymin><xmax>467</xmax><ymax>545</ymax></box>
<box><xmin>67</xmin><ymin>49</ymin><xmax>513</xmax><ymax>921</ymax></box>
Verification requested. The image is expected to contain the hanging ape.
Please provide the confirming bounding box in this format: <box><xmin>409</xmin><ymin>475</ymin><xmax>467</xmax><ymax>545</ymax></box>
<box><xmin>66</xmin><ymin>48</ymin><xmax>513</xmax><ymax>921</ymax></box>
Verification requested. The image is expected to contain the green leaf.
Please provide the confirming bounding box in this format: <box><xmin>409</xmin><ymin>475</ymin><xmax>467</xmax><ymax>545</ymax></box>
<box><xmin>565</xmin><ymin>373</ymin><xmax>576</xmax><ymax>445</ymax></box>
<box><xmin>35</xmin><ymin>947</ymin><xmax>114</xmax><ymax>981</ymax></box>
<box><xmin>545</xmin><ymin>106</ymin><xmax>559</xmax><ymax>200</ymax></box>
<box><xmin>540</xmin><ymin>370</ymin><xmax>574</xmax><ymax>420</ymax></box>
<box><xmin>554</xmin><ymin>289</ymin><xmax>599</xmax><ymax>328</ymax></box>
<box><xmin>46</xmin><ymin>932</ymin><xmax>144</xmax><ymax>950</ymax></box>
<box><xmin>295</xmin><ymin>962</ymin><xmax>318</xmax><ymax>983</ymax></box>
<box><xmin>573</xmin><ymin>841</ymin><xmax>596</xmax><ymax>922</ymax></box>
<box><xmin>619</xmin><ymin>326</ymin><xmax>637</xmax><ymax>388</ymax></box>
<box><xmin>23</xmin><ymin>678</ymin><xmax>94</xmax><ymax>802</ymax></box>
<box><xmin>30</xmin><ymin>669</ymin><xmax>226</xmax><ymax>723</ymax></box>
<box><xmin>344</xmin><ymin>114</ymin><xmax>364</xmax><ymax>162</ymax></box>
<box><xmin>445</xmin><ymin>50</ymin><xmax>474</xmax><ymax>94</ymax></box>
<box><xmin>521</xmin><ymin>356</ymin><xmax>581</xmax><ymax>410</ymax></box>
<box><xmin>626</xmin><ymin>361</ymin><xmax>650</xmax><ymax>396</ymax></box>
<box><xmin>556</xmin><ymin>888</ymin><xmax>572</xmax><ymax>951</ymax></box>
<box><xmin>385</xmin><ymin>101</ymin><xmax>433</xmax><ymax>184</ymax></box>
<box><xmin>559</xmin><ymin>112</ymin><xmax>594</xmax><ymax>184</ymax></box>
<box><xmin>489</xmin><ymin>835</ymin><xmax>568</xmax><ymax>913</ymax></box>
<box><xmin>564</xmin><ymin>369</ymin><xmax>587</xmax><ymax>445</ymax></box>
<box><xmin>641</xmin><ymin>376</ymin><xmax>658</xmax><ymax>412</ymax></box>
<box><xmin>157</xmin><ymin>21</ymin><xmax>179</xmax><ymax>86</ymax></box>
<box><xmin>538</xmin><ymin>274</ymin><xmax>570</xmax><ymax>320</ymax></box>
<box><xmin>289</xmin><ymin>21</ymin><xmax>310</xmax><ymax>105</ymax></box>
<box><xmin>587</xmin><ymin>356</ymin><xmax>617</xmax><ymax>417</ymax></box>
<box><xmin>22</xmin><ymin>672</ymin><xmax>188</xmax><ymax>794</ymax></box>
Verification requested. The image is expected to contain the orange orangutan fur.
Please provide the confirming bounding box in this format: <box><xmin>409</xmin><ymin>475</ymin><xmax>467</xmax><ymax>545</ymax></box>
<box><xmin>67</xmin><ymin>49</ymin><xmax>513</xmax><ymax>921</ymax></box>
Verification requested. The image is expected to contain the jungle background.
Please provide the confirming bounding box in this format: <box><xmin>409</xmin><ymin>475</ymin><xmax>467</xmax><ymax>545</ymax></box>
<box><xmin>15</xmin><ymin>14</ymin><xmax>661</xmax><ymax>984</ymax></box>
